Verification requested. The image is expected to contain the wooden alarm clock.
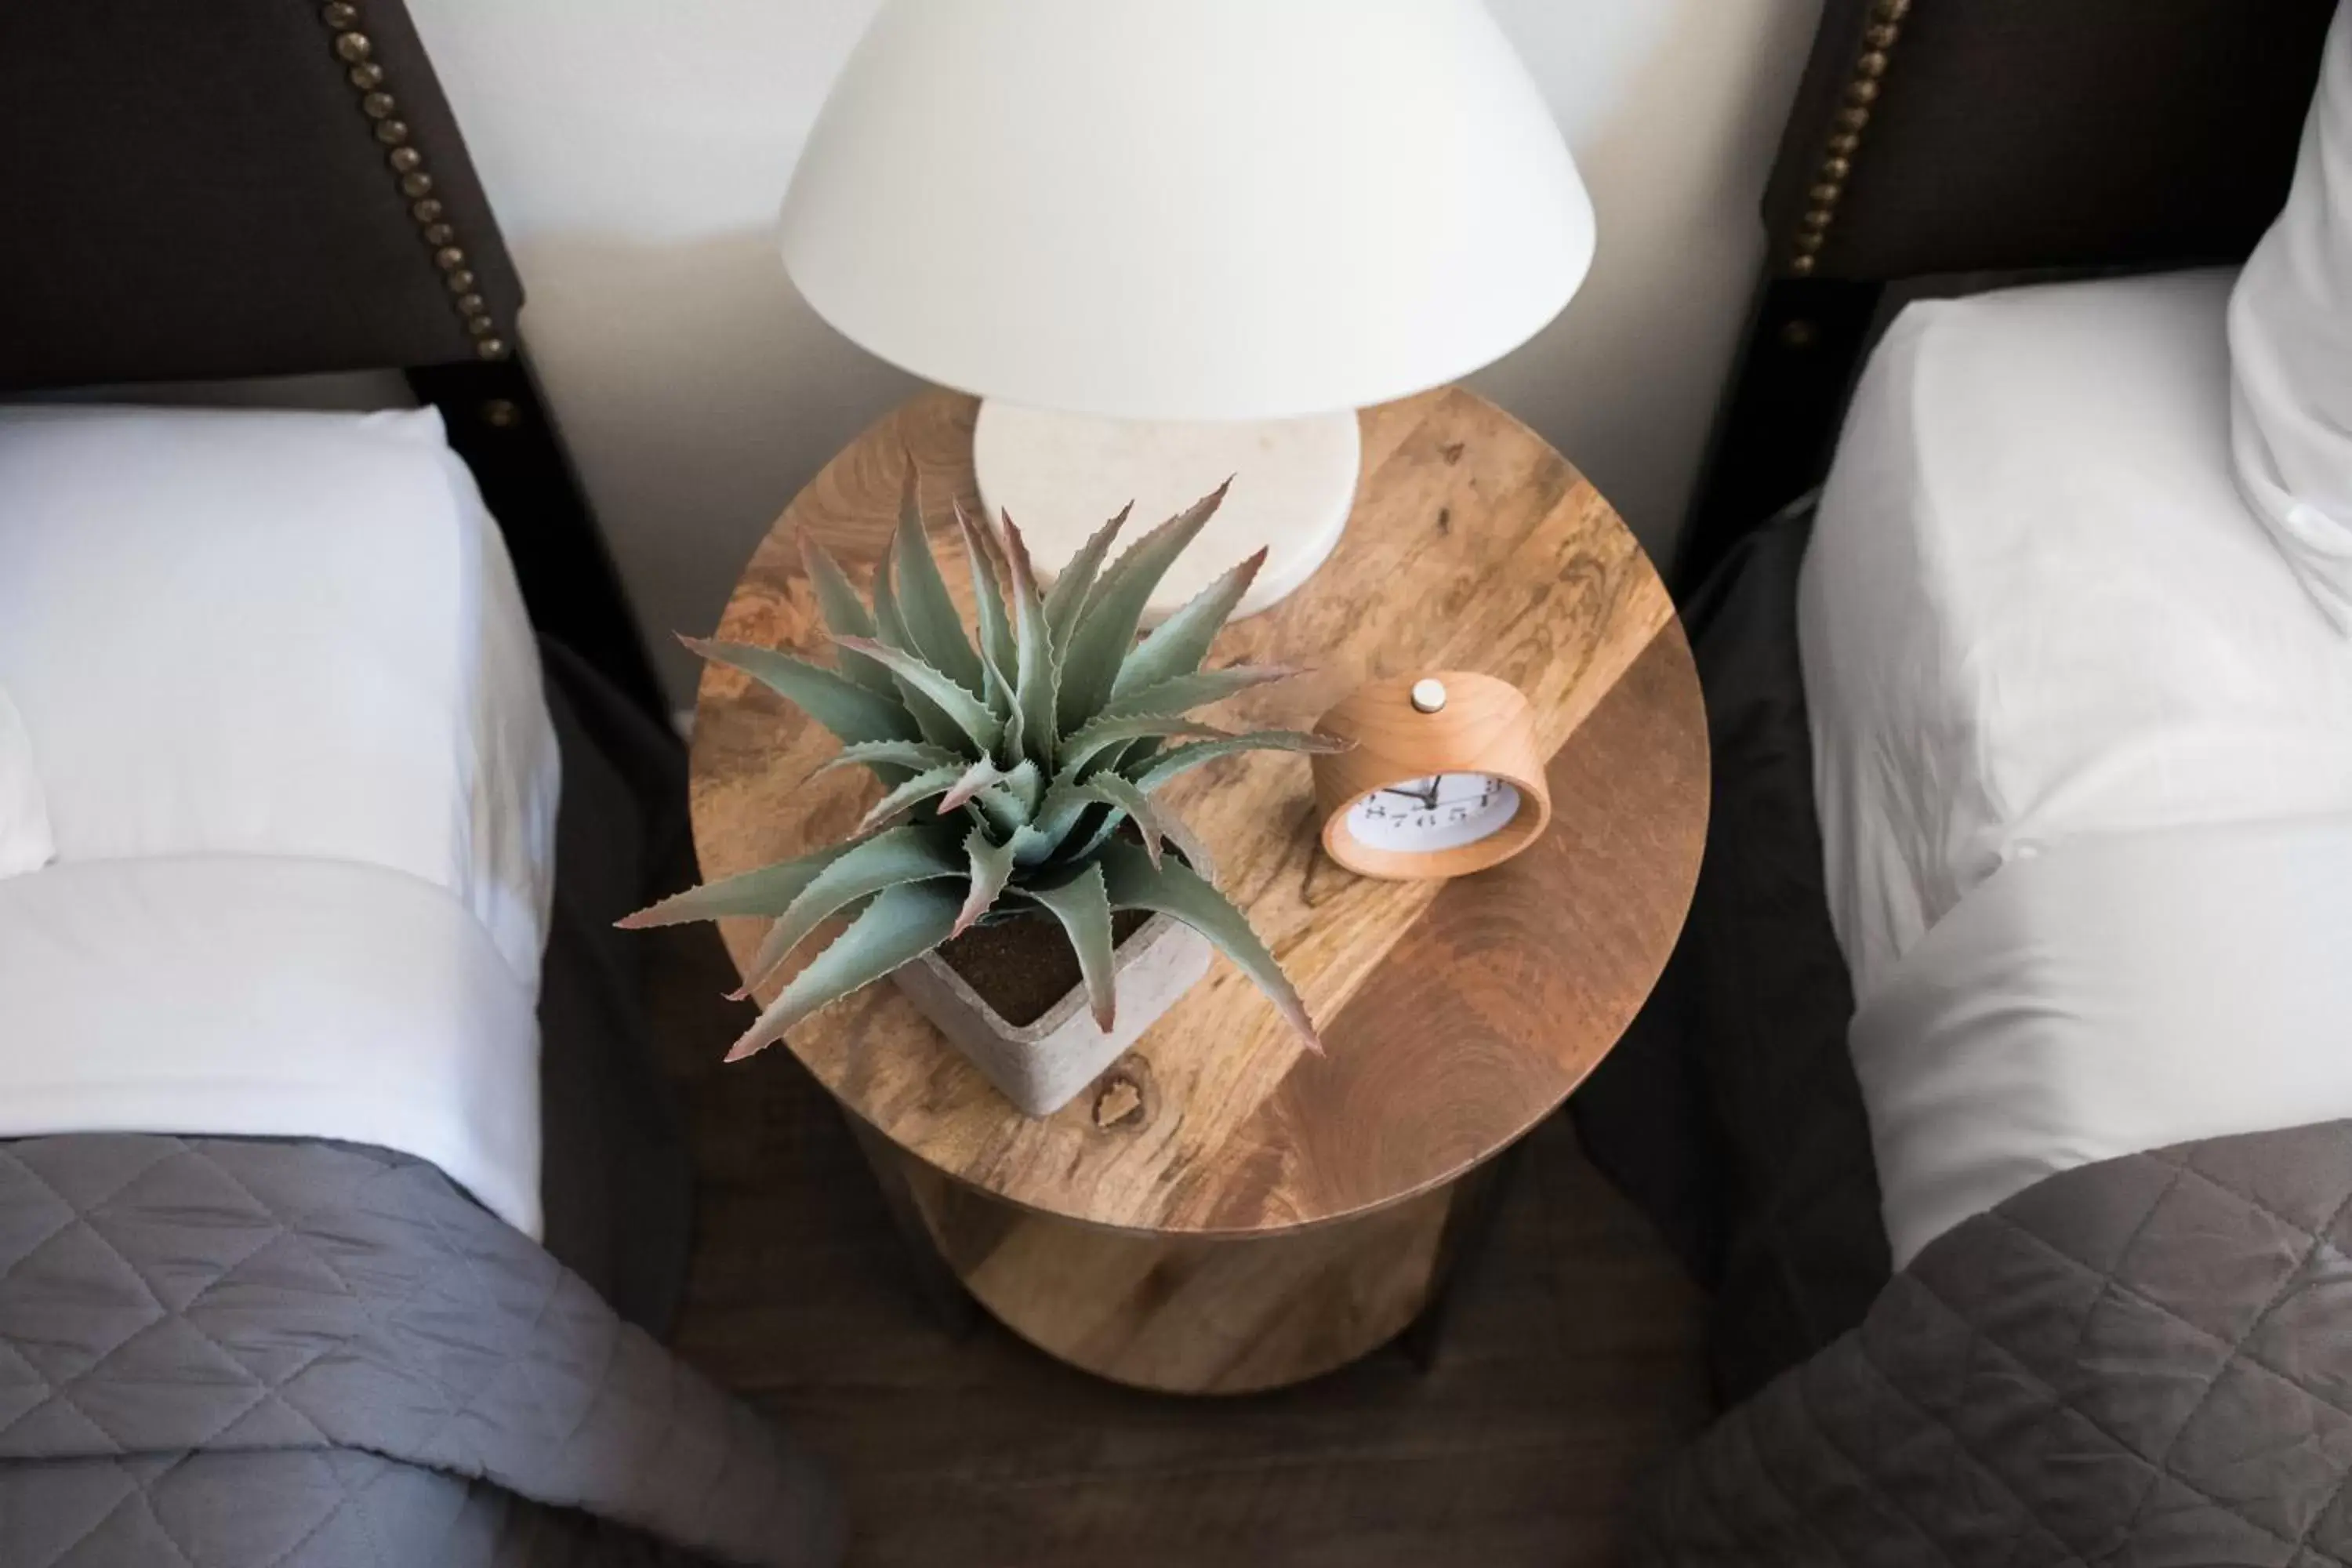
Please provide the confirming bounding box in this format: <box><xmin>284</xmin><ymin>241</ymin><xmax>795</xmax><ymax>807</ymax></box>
<box><xmin>1310</xmin><ymin>671</ymin><xmax>1552</xmax><ymax>880</ymax></box>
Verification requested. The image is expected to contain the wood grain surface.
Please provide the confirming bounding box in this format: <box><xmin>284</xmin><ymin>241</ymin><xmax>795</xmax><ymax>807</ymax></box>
<box><xmin>896</xmin><ymin>1138</ymin><xmax>1457</xmax><ymax>1393</ymax></box>
<box><xmin>689</xmin><ymin>387</ymin><xmax>1708</xmax><ymax>1243</ymax></box>
<box><xmin>645</xmin><ymin>895</ymin><xmax>1711</xmax><ymax>1559</ymax></box>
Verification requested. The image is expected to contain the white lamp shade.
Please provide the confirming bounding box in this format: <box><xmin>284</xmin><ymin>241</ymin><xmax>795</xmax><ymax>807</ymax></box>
<box><xmin>779</xmin><ymin>0</ymin><xmax>1595</xmax><ymax>422</ymax></box>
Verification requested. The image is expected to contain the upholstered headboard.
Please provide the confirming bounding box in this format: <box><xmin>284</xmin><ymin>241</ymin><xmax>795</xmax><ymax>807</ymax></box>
<box><xmin>0</xmin><ymin>0</ymin><xmax>521</xmax><ymax>390</ymax></box>
<box><xmin>1679</xmin><ymin>0</ymin><xmax>2339</xmax><ymax>589</ymax></box>
<box><xmin>1766</xmin><ymin>0</ymin><xmax>2332</xmax><ymax>283</ymax></box>
<box><xmin>0</xmin><ymin>0</ymin><xmax>663</xmax><ymax>715</ymax></box>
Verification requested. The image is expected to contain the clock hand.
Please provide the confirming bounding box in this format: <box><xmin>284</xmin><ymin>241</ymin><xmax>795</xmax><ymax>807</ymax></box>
<box><xmin>1377</xmin><ymin>780</ymin><xmax>1441</xmax><ymax>810</ymax></box>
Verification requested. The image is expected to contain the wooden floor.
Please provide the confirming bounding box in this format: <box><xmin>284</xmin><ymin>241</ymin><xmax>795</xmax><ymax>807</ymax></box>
<box><xmin>644</xmin><ymin>919</ymin><xmax>1711</xmax><ymax>1567</ymax></box>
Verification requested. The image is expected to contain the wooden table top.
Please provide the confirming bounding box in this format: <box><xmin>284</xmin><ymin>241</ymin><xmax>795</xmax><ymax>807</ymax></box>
<box><xmin>689</xmin><ymin>388</ymin><xmax>1707</xmax><ymax>1239</ymax></box>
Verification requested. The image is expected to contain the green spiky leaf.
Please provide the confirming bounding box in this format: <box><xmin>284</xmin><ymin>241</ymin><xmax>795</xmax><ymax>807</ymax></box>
<box><xmin>1042</xmin><ymin>504</ymin><xmax>1130</xmax><ymax>652</ymax></box>
<box><xmin>866</xmin><ymin>539</ymin><xmax>972</xmax><ymax>751</ymax></box>
<box><xmin>1087</xmin><ymin>664</ymin><xmax>1299</xmax><ymax>726</ymax></box>
<box><xmin>989</xmin><ymin>759</ymin><xmax>1044</xmax><ymax>815</ymax></box>
<box><xmin>1067</xmin><ymin>791</ymin><xmax>1224</xmax><ymax>870</ymax></box>
<box><xmin>854</xmin><ymin>763</ymin><xmax>968</xmax><ymax>836</ymax></box>
<box><xmin>937</xmin><ymin>757</ymin><xmax>1012</xmax><ymax>816</ymax></box>
<box><xmin>836</xmin><ymin>637</ymin><xmax>1006</xmax><ymax>754</ymax></box>
<box><xmin>1126</xmin><ymin>730</ymin><xmax>1349</xmax><ymax>793</ymax></box>
<box><xmin>797</xmin><ymin>535</ymin><xmax>897</xmax><ymax>696</ymax></box>
<box><xmin>734</xmin><ymin>825</ymin><xmax>964</xmax><ymax>996</ymax></box>
<box><xmin>726</xmin><ymin>883</ymin><xmax>963</xmax><ymax>1061</ymax></box>
<box><xmin>682</xmin><ymin>637</ymin><xmax>920</xmax><ymax>746</ymax></box>
<box><xmin>955</xmin><ymin>503</ymin><xmax>1018</xmax><ymax>720</ymax></box>
<box><xmin>1099</xmin><ymin>842</ymin><xmax>1319</xmax><ymax>1050</ymax></box>
<box><xmin>616</xmin><ymin>840</ymin><xmax>855</xmax><ymax>929</ymax></box>
<box><xmin>805</xmin><ymin>739</ymin><xmax>963</xmax><ymax>789</ymax></box>
<box><xmin>890</xmin><ymin>466</ymin><xmax>986</xmax><ymax>696</ymax></box>
<box><xmin>1062</xmin><ymin>803</ymin><xmax>1123</xmax><ymax>866</ymax></box>
<box><xmin>1056</xmin><ymin>714</ymin><xmax>1225</xmax><ymax>778</ymax></box>
<box><xmin>871</xmin><ymin>532</ymin><xmax>966</xmax><ymax>744</ymax></box>
<box><xmin>956</xmin><ymin>503</ymin><xmax>1018</xmax><ymax>675</ymax></box>
<box><xmin>866</xmin><ymin>533</ymin><xmax>909</xmax><ymax>650</ymax></box>
<box><xmin>1074</xmin><ymin>773</ymin><xmax>1170</xmax><ymax>867</ymax></box>
<box><xmin>1056</xmin><ymin>482</ymin><xmax>1230</xmax><ymax>730</ymax></box>
<box><xmin>1111</xmin><ymin>546</ymin><xmax>1266</xmax><ymax>701</ymax></box>
<box><xmin>869</xmin><ymin>529</ymin><xmax>967</xmax><ymax>753</ymax></box>
<box><xmin>1000</xmin><ymin>519</ymin><xmax>1061</xmax><ymax>772</ymax></box>
<box><xmin>972</xmin><ymin>785</ymin><xmax>1029</xmax><ymax>839</ymax></box>
<box><xmin>1027</xmin><ymin>779</ymin><xmax>1099</xmax><ymax>849</ymax></box>
<box><xmin>1022</xmin><ymin>863</ymin><xmax>1119</xmax><ymax>1031</ymax></box>
<box><xmin>1011</xmin><ymin>818</ymin><xmax>1067</xmax><ymax>866</ymax></box>
<box><xmin>953</xmin><ymin>823</ymin><xmax>1022</xmax><ymax>936</ymax></box>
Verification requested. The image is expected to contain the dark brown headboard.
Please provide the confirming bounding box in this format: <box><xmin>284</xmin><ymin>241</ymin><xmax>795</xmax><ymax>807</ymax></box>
<box><xmin>0</xmin><ymin>0</ymin><xmax>665</xmax><ymax>715</ymax></box>
<box><xmin>1768</xmin><ymin>0</ymin><xmax>2333</xmax><ymax>282</ymax></box>
<box><xmin>1679</xmin><ymin>0</ymin><xmax>2339</xmax><ymax>589</ymax></box>
<box><xmin>0</xmin><ymin>0</ymin><xmax>521</xmax><ymax>390</ymax></box>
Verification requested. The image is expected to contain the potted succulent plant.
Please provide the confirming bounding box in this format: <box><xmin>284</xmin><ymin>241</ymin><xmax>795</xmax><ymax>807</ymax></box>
<box><xmin>622</xmin><ymin>474</ymin><xmax>1341</xmax><ymax>1116</ymax></box>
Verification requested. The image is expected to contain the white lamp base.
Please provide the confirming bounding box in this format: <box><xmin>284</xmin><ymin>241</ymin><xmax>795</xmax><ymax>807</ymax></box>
<box><xmin>971</xmin><ymin>401</ymin><xmax>1360</xmax><ymax>626</ymax></box>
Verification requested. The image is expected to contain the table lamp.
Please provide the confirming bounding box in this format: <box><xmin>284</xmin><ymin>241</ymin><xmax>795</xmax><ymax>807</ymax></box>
<box><xmin>779</xmin><ymin>0</ymin><xmax>1594</xmax><ymax>621</ymax></box>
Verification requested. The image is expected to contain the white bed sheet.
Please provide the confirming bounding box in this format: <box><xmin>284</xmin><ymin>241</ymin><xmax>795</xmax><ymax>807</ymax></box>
<box><xmin>0</xmin><ymin>405</ymin><xmax>558</xmax><ymax>1234</ymax></box>
<box><xmin>0</xmin><ymin>682</ymin><xmax>52</xmax><ymax>880</ymax></box>
<box><xmin>1854</xmin><ymin>815</ymin><xmax>2352</xmax><ymax>1269</ymax></box>
<box><xmin>1800</xmin><ymin>269</ymin><xmax>2352</xmax><ymax>1007</ymax></box>
<box><xmin>0</xmin><ymin>855</ymin><xmax>543</xmax><ymax>1236</ymax></box>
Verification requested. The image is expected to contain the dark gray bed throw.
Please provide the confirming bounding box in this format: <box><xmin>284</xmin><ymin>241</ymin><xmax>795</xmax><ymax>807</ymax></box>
<box><xmin>1638</xmin><ymin>1120</ymin><xmax>2352</xmax><ymax>1564</ymax></box>
<box><xmin>0</xmin><ymin>1135</ymin><xmax>843</xmax><ymax>1567</ymax></box>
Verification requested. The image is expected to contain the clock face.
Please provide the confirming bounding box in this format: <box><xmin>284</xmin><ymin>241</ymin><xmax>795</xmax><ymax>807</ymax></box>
<box><xmin>1345</xmin><ymin>773</ymin><xmax>1522</xmax><ymax>855</ymax></box>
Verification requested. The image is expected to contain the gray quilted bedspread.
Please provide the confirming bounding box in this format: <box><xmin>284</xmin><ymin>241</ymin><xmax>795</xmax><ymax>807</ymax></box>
<box><xmin>1639</xmin><ymin>1120</ymin><xmax>2352</xmax><ymax>1565</ymax></box>
<box><xmin>0</xmin><ymin>1135</ymin><xmax>843</xmax><ymax>1567</ymax></box>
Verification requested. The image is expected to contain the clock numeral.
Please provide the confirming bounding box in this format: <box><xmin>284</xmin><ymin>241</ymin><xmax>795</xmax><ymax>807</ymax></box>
<box><xmin>1347</xmin><ymin>774</ymin><xmax>1519</xmax><ymax>855</ymax></box>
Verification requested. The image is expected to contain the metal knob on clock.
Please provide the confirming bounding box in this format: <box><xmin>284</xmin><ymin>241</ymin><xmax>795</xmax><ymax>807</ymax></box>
<box><xmin>1311</xmin><ymin>670</ymin><xmax>1553</xmax><ymax>880</ymax></box>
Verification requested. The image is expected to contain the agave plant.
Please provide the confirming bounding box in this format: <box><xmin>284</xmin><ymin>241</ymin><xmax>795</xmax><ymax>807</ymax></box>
<box><xmin>623</xmin><ymin>472</ymin><xmax>1344</xmax><ymax>1063</ymax></box>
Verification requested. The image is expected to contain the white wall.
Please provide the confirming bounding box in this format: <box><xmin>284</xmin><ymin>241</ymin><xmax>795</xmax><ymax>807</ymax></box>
<box><xmin>408</xmin><ymin>0</ymin><xmax>1824</xmax><ymax>704</ymax></box>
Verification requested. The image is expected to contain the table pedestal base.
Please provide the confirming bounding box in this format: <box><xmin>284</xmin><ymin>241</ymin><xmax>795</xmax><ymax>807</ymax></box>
<box><xmin>873</xmin><ymin>1136</ymin><xmax>1462</xmax><ymax>1396</ymax></box>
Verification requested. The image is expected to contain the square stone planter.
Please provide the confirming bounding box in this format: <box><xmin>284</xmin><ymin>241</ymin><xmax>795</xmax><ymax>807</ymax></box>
<box><xmin>891</xmin><ymin>913</ymin><xmax>1211</xmax><ymax>1116</ymax></box>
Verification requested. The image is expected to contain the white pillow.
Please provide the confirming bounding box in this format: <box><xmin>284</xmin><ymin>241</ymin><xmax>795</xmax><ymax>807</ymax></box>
<box><xmin>0</xmin><ymin>684</ymin><xmax>54</xmax><ymax>880</ymax></box>
<box><xmin>0</xmin><ymin>405</ymin><xmax>560</xmax><ymax>982</ymax></box>
<box><xmin>2230</xmin><ymin>3</ymin><xmax>2352</xmax><ymax>631</ymax></box>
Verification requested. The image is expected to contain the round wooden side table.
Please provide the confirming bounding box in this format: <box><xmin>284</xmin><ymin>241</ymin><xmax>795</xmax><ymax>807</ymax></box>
<box><xmin>688</xmin><ymin>387</ymin><xmax>1707</xmax><ymax>1395</ymax></box>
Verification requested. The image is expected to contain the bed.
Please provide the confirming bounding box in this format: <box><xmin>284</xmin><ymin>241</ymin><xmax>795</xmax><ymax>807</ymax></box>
<box><xmin>0</xmin><ymin>4</ymin><xmax>842</xmax><ymax>1564</ymax></box>
<box><xmin>1575</xmin><ymin>1</ymin><xmax>2352</xmax><ymax>1559</ymax></box>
